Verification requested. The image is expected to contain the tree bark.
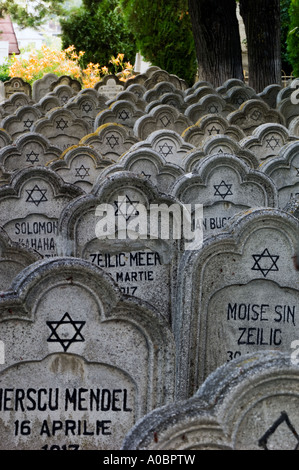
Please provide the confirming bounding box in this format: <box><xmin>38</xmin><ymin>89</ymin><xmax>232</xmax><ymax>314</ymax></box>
<box><xmin>188</xmin><ymin>0</ymin><xmax>244</xmax><ymax>87</ymax></box>
<box><xmin>239</xmin><ymin>0</ymin><xmax>281</xmax><ymax>92</ymax></box>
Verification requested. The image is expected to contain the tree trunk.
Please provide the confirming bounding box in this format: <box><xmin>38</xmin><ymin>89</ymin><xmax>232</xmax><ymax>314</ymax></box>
<box><xmin>239</xmin><ymin>0</ymin><xmax>281</xmax><ymax>92</ymax></box>
<box><xmin>188</xmin><ymin>0</ymin><xmax>244</xmax><ymax>87</ymax></box>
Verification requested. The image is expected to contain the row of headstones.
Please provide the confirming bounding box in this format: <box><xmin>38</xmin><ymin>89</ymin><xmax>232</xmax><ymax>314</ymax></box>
<box><xmin>0</xmin><ymin>205</ymin><xmax>299</xmax><ymax>449</ymax></box>
<box><xmin>0</xmin><ymin>68</ymin><xmax>298</xmax><ymax>450</ymax></box>
<box><xmin>0</xmin><ymin>70</ymin><xmax>298</xmax><ymax>149</ymax></box>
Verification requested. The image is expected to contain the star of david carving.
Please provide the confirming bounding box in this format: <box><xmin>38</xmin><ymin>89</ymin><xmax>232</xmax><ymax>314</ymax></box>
<box><xmin>158</xmin><ymin>142</ymin><xmax>173</xmax><ymax>157</ymax></box>
<box><xmin>23</xmin><ymin>118</ymin><xmax>34</xmax><ymax>129</ymax></box>
<box><xmin>61</xmin><ymin>95</ymin><xmax>69</xmax><ymax>104</ymax></box>
<box><xmin>141</xmin><ymin>171</ymin><xmax>151</xmax><ymax>180</ymax></box>
<box><xmin>114</xmin><ymin>195</ymin><xmax>140</xmax><ymax>221</ymax></box>
<box><xmin>118</xmin><ymin>110</ymin><xmax>130</xmax><ymax>121</ymax></box>
<box><xmin>236</xmin><ymin>96</ymin><xmax>246</xmax><ymax>105</ymax></box>
<box><xmin>208</xmin><ymin>105</ymin><xmax>219</xmax><ymax>113</ymax></box>
<box><xmin>207</xmin><ymin>126</ymin><xmax>221</xmax><ymax>135</ymax></box>
<box><xmin>251</xmin><ymin>248</ymin><xmax>279</xmax><ymax>277</ymax></box>
<box><xmin>213</xmin><ymin>180</ymin><xmax>233</xmax><ymax>199</ymax></box>
<box><xmin>26</xmin><ymin>150</ymin><xmax>39</xmax><ymax>164</ymax></box>
<box><xmin>294</xmin><ymin>166</ymin><xmax>299</xmax><ymax>176</ymax></box>
<box><xmin>56</xmin><ymin>118</ymin><xmax>69</xmax><ymax>130</ymax></box>
<box><xmin>160</xmin><ymin>115</ymin><xmax>171</xmax><ymax>127</ymax></box>
<box><xmin>82</xmin><ymin>102</ymin><xmax>92</xmax><ymax>113</ymax></box>
<box><xmin>250</xmin><ymin>110</ymin><xmax>262</xmax><ymax>121</ymax></box>
<box><xmin>258</xmin><ymin>411</ymin><xmax>299</xmax><ymax>450</ymax></box>
<box><xmin>75</xmin><ymin>164</ymin><xmax>90</xmax><ymax>179</ymax></box>
<box><xmin>265</xmin><ymin>135</ymin><xmax>280</xmax><ymax>151</ymax></box>
<box><xmin>46</xmin><ymin>312</ymin><xmax>85</xmax><ymax>352</ymax></box>
<box><xmin>106</xmin><ymin>134</ymin><xmax>119</xmax><ymax>149</ymax></box>
<box><xmin>25</xmin><ymin>185</ymin><xmax>48</xmax><ymax>206</ymax></box>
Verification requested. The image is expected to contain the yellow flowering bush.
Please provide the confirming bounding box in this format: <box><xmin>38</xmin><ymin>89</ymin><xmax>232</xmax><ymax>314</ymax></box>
<box><xmin>9</xmin><ymin>47</ymin><xmax>135</xmax><ymax>88</ymax></box>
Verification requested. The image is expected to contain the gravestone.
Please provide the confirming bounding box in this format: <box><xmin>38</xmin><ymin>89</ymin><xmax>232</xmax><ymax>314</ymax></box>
<box><xmin>94</xmin><ymin>75</ymin><xmax>124</xmax><ymax>100</ymax></box>
<box><xmin>240</xmin><ymin>123</ymin><xmax>297</xmax><ymax>163</ymax></box>
<box><xmin>0</xmin><ymin>132</ymin><xmax>61</xmax><ymax>179</ymax></box>
<box><xmin>289</xmin><ymin>116</ymin><xmax>299</xmax><ymax>137</ymax></box>
<box><xmin>34</xmin><ymin>94</ymin><xmax>61</xmax><ymax>115</ymax></box>
<box><xmin>0</xmin><ymin>226</ymin><xmax>41</xmax><ymax>291</ymax></box>
<box><xmin>58</xmin><ymin>172</ymin><xmax>185</xmax><ymax>320</ymax></box>
<box><xmin>47</xmin><ymin>84</ymin><xmax>77</xmax><ymax>106</ymax></box>
<box><xmin>3</xmin><ymin>77</ymin><xmax>32</xmax><ymax>99</ymax></box>
<box><xmin>49</xmin><ymin>75</ymin><xmax>81</xmax><ymax>94</ymax></box>
<box><xmin>32</xmin><ymin>73</ymin><xmax>59</xmax><ymax>102</ymax></box>
<box><xmin>277</xmin><ymin>95</ymin><xmax>299</xmax><ymax>127</ymax></box>
<box><xmin>122</xmin><ymin>351</ymin><xmax>299</xmax><ymax>450</ymax></box>
<box><xmin>48</xmin><ymin>145</ymin><xmax>113</xmax><ymax>192</ymax></box>
<box><xmin>0</xmin><ymin>257</ymin><xmax>175</xmax><ymax>450</ymax></box>
<box><xmin>79</xmin><ymin>123</ymin><xmax>139</xmax><ymax>162</ymax></box>
<box><xmin>183</xmin><ymin>136</ymin><xmax>259</xmax><ymax>172</ymax></box>
<box><xmin>258</xmin><ymin>84</ymin><xmax>282</xmax><ymax>109</ymax></box>
<box><xmin>185</xmin><ymin>95</ymin><xmax>235</xmax><ymax>123</ymax></box>
<box><xmin>98</xmin><ymin>148</ymin><xmax>184</xmax><ymax>194</ymax></box>
<box><xmin>260</xmin><ymin>141</ymin><xmax>299</xmax><ymax>208</ymax></box>
<box><xmin>222</xmin><ymin>85</ymin><xmax>258</xmax><ymax>108</ymax></box>
<box><xmin>184</xmin><ymin>86</ymin><xmax>218</xmax><ymax>107</ymax></box>
<box><xmin>128</xmin><ymin>129</ymin><xmax>195</xmax><ymax>168</ymax></box>
<box><xmin>106</xmin><ymin>90</ymin><xmax>147</xmax><ymax>112</ymax></box>
<box><xmin>94</xmin><ymin>99</ymin><xmax>145</xmax><ymax>132</ymax></box>
<box><xmin>1</xmin><ymin>105</ymin><xmax>43</xmax><ymax>141</ymax></box>
<box><xmin>133</xmin><ymin>104</ymin><xmax>192</xmax><ymax>140</ymax></box>
<box><xmin>0</xmin><ymin>92</ymin><xmax>35</xmax><ymax>118</ymax></box>
<box><xmin>227</xmin><ymin>99</ymin><xmax>286</xmax><ymax>135</ymax></box>
<box><xmin>171</xmin><ymin>153</ymin><xmax>277</xmax><ymax>238</ymax></box>
<box><xmin>32</xmin><ymin>108</ymin><xmax>90</xmax><ymax>151</ymax></box>
<box><xmin>0</xmin><ymin>167</ymin><xmax>84</xmax><ymax>257</ymax></box>
<box><xmin>175</xmin><ymin>208</ymin><xmax>299</xmax><ymax>398</ymax></box>
<box><xmin>143</xmin><ymin>81</ymin><xmax>185</xmax><ymax>105</ymax></box>
<box><xmin>182</xmin><ymin>114</ymin><xmax>246</xmax><ymax>149</ymax></box>
<box><xmin>145</xmin><ymin>92</ymin><xmax>188</xmax><ymax>114</ymax></box>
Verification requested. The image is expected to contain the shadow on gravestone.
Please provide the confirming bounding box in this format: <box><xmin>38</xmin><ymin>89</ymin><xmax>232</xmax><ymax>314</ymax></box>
<box><xmin>182</xmin><ymin>136</ymin><xmax>259</xmax><ymax>172</ymax></box>
<box><xmin>260</xmin><ymin>140</ymin><xmax>299</xmax><ymax>209</ymax></box>
<box><xmin>0</xmin><ymin>257</ymin><xmax>175</xmax><ymax>450</ymax></box>
<box><xmin>239</xmin><ymin>122</ymin><xmax>297</xmax><ymax>164</ymax></box>
<box><xmin>0</xmin><ymin>226</ymin><xmax>41</xmax><ymax>291</ymax></box>
<box><xmin>122</xmin><ymin>351</ymin><xmax>299</xmax><ymax>450</ymax></box>
<box><xmin>171</xmin><ymin>153</ymin><xmax>278</xmax><ymax>240</ymax></box>
<box><xmin>79</xmin><ymin>123</ymin><xmax>139</xmax><ymax>162</ymax></box>
<box><xmin>98</xmin><ymin>148</ymin><xmax>185</xmax><ymax>194</ymax></box>
<box><xmin>57</xmin><ymin>172</ymin><xmax>188</xmax><ymax>322</ymax></box>
<box><xmin>0</xmin><ymin>166</ymin><xmax>84</xmax><ymax>258</ymax></box>
<box><xmin>0</xmin><ymin>132</ymin><xmax>62</xmax><ymax>179</ymax></box>
<box><xmin>47</xmin><ymin>145</ymin><xmax>113</xmax><ymax>192</ymax></box>
<box><xmin>174</xmin><ymin>207</ymin><xmax>299</xmax><ymax>399</ymax></box>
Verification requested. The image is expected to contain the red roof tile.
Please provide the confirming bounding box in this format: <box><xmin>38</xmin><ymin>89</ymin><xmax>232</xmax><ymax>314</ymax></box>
<box><xmin>0</xmin><ymin>15</ymin><xmax>20</xmax><ymax>55</ymax></box>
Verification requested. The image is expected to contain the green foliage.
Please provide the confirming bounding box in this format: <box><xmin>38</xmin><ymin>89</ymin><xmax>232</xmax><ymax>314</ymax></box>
<box><xmin>0</xmin><ymin>57</ymin><xmax>11</xmax><ymax>82</ymax></box>
<box><xmin>0</xmin><ymin>0</ymin><xmax>65</xmax><ymax>28</ymax></box>
<box><xmin>119</xmin><ymin>0</ymin><xmax>197</xmax><ymax>86</ymax></box>
<box><xmin>60</xmin><ymin>0</ymin><xmax>137</xmax><ymax>71</ymax></box>
<box><xmin>287</xmin><ymin>0</ymin><xmax>299</xmax><ymax>76</ymax></box>
<box><xmin>280</xmin><ymin>0</ymin><xmax>293</xmax><ymax>74</ymax></box>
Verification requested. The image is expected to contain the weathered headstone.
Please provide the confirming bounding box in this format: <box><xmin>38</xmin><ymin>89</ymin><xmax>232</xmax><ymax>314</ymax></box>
<box><xmin>143</xmin><ymin>81</ymin><xmax>185</xmax><ymax>105</ymax></box>
<box><xmin>79</xmin><ymin>123</ymin><xmax>139</xmax><ymax>162</ymax></box>
<box><xmin>240</xmin><ymin>122</ymin><xmax>297</xmax><ymax>163</ymax></box>
<box><xmin>32</xmin><ymin>73</ymin><xmax>59</xmax><ymax>102</ymax></box>
<box><xmin>183</xmin><ymin>136</ymin><xmax>259</xmax><ymax>172</ymax></box>
<box><xmin>3</xmin><ymin>77</ymin><xmax>32</xmax><ymax>99</ymax></box>
<box><xmin>185</xmin><ymin>95</ymin><xmax>235</xmax><ymax>123</ymax></box>
<box><xmin>182</xmin><ymin>114</ymin><xmax>246</xmax><ymax>149</ymax></box>
<box><xmin>133</xmin><ymin>104</ymin><xmax>192</xmax><ymax>140</ymax></box>
<box><xmin>58</xmin><ymin>172</ymin><xmax>185</xmax><ymax>320</ymax></box>
<box><xmin>0</xmin><ymin>257</ymin><xmax>175</xmax><ymax>450</ymax></box>
<box><xmin>0</xmin><ymin>167</ymin><xmax>84</xmax><ymax>257</ymax></box>
<box><xmin>32</xmin><ymin>108</ymin><xmax>90</xmax><ymax>151</ymax></box>
<box><xmin>48</xmin><ymin>145</ymin><xmax>113</xmax><ymax>191</ymax></box>
<box><xmin>47</xmin><ymin>84</ymin><xmax>77</xmax><ymax>106</ymax></box>
<box><xmin>94</xmin><ymin>99</ymin><xmax>145</xmax><ymax>132</ymax></box>
<box><xmin>94</xmin><ymin>75</ymin><xmax>124</xmax><ymax>100</ymax></box>
<box><xmin>227</xmin><ymin>99</ymin><xmax>286</xmax><ymax>135</ymax></box>
<box><xmin>1</xmin><ymin>105</ymin><xmax>43</xmax><ymax>141</ymax></box>
<box><xmin>0</xmin><ymin>226</ymin><xmax>41</xmax><ymax>291</ymax></box>
<box><xmin>122</xmin><ymin>351</ymin><xmax>299</xmax><ymax>450</ymax></box>
<box><xmin>49</xmin><ymin>75</ymin><xmax>81</xmax><ymax>94</ymax></box>
<box><xmin>260</xmin><ymin>140</ymin><xmax>299</xmax><ymax>208</ymax></box>
<box><xmin>171</xmin><ymin>153</ymin><xmax>277</xmax><ymax>238</ymax></box>
<box><xmin>174</xmin><ymin>208</ymin><xmax>299</xmax><ymax>397</ymax></box>
<box><xmin>0</xmin><ymin>132</ymin><xmax>61</xmax><ymax>179</ymax></box>
<box><xmin>128</xmin><ymin>129</ymin><xmax>195</xmax><ymax>168</ymax></box>
<box><xmin>0</xmin><ymin>92</ymin><xmax>35</xmax><ymax>118</ymax></box>
<box><xmin>98</xmin><ymin>148</ymin><xmax>184</xmax><ymax>193</ymax></box>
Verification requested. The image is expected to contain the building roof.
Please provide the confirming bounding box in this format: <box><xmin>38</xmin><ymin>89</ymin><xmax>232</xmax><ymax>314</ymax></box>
<box><xmin>0</xmin><ymin>15</ymin><xmax>20</xmax><ymax>55</ymax></box>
